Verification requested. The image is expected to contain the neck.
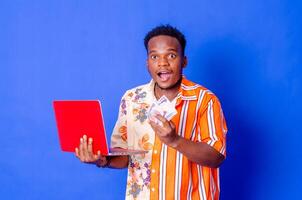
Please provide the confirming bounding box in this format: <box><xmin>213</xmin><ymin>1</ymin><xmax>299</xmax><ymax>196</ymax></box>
<box><xmin>154</xmin><ymin>77</ymin><xmax>182</xmax><ymax>101</ymax></box>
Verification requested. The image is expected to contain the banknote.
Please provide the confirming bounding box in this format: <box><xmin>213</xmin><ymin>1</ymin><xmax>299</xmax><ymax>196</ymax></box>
<box><xmin>148</xmin><ymin>95</ymin><xmax>177</xmax><ymax>126</ymax></box>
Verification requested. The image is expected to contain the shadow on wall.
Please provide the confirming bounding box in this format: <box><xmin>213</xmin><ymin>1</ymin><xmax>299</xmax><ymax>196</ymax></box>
<box><xmin>193</xmin><ymin>37</ymin><xmax>269</xmax><ymax>200</ymax></box>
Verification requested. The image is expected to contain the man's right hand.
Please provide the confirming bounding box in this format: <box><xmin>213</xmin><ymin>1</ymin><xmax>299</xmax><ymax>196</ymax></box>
<box><xmin>75</xmin><ymin>135</ymin><xmax>109</xmax><ymax>167</ymax></box>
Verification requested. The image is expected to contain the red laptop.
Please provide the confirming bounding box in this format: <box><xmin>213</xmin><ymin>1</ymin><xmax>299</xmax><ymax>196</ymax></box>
<box><xmin>53</xmin><ymin>100</ymin><xmax>147</xmax><ymax>156</ymax></box>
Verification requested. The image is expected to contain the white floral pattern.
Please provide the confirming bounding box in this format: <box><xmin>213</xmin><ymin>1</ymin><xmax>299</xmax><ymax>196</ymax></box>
<box><xmin>111</xmin><ymin>81</ymin><xmax>156</xmax><ymax>200</ymax></box>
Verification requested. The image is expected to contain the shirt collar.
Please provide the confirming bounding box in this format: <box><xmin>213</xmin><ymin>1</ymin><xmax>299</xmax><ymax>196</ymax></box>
<box><xmin>147</xmin><ymin>76</ymin><xmax>198</xmax><ymax>104</ymax></box>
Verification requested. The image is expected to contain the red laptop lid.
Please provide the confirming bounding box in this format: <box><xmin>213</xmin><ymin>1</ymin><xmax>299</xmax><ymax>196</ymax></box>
<box><xmin>53</xmin><ymin>100</ymin><xmax>109</xmax><ymax>155</ymax></box>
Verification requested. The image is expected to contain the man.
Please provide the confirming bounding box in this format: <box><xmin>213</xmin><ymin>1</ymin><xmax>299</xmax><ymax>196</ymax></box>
<box><xmin>75</xmin><ymin>25</ymin><xmax>227</xmax><ymax>200</ymax></box>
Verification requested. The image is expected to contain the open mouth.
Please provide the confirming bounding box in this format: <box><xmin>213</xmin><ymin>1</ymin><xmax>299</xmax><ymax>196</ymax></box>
<box><xmin>157</xmin><ymin>71</ymin><xmax>172</xmax><ymax>82</ymax></box>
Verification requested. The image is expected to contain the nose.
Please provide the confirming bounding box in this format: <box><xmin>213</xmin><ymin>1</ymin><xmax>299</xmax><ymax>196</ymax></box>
<box><xmin>158</xmin><ymin>56</ymin><xmax>169</xmax><ymax>66</ymax></box>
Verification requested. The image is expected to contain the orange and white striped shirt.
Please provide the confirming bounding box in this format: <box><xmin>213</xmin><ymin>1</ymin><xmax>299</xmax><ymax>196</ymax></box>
<box><xmin>111</xmin><ymin>77</ymin><xmax>227</xmax><ymax>200</ymax></box>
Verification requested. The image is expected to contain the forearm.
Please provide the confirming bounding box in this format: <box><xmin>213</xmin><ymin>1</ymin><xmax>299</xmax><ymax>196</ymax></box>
<box><xmin>171</xmin><ymin>136</ymin><xmax>225</xmax><ymax>168</ymax></box>
<box><xmin>107</xmin><ymin>155</ymin><xmax>129</xmax><ymax>169</ymax></box>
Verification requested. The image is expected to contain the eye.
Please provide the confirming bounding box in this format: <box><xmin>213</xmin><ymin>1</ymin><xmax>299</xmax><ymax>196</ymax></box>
<box><xmin>150</xmin><ymin>55</ymin><xmax>158</xmax><ymax>60</ymax></box>
<box><xmin>168</xmin><ymin>53</ymin><xmax>177</xmax><ymax>59</ymax></box>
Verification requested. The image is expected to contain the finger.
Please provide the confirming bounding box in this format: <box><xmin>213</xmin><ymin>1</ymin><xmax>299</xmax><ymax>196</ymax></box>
<box><xmin>79</xmin><ymin>137</ymin><xmax>84</xmax><ymax>161</ymax></box>
<box><xmin>155</xmin><ymin>114</ymin><xmax>169</xmax><ymax>126</ymax></box>
<box><xmin>82</xmin><ymin>135</ymin><xmax>89</xmax><ymax>160</ymax></box>
<box><xmin>155</xmin><ymin>115</ymin><xmax>176</xmax><ymax>134</ymax></box>
<box><xmin>149</xmin><ymin>115</ymin><xmax>164</xmax><ymax>127</ymax></box>
<box><xmin>169</xmin><ymin>120</ymin><xmax>176</xmax><ymax>129</ymax></box>
<box><xmin>150</xmin><ymin>116</ymin><xmax>166</xmax><ymax>129</ymax></box>
<box><xmin>149</xmin><ymin>120</ymin><xmax>164</xmax><ymax>136</ymax></box>
<box><xmin>94</xmin><ymin>150</ymin><xmax>101</xmax><ymax>160</ymax></box>
<box><xmin>149</xmin><ymin>119</ymin><xmax>158</xmax><ymax>130</ymax></box>
<box><xmin>75</xmin><ymin>147</ymin><xmax>80</xmax><ymax>158</ymax></box>
<box><xmin>87</xmin><ymin>137</ymin><xmax>93</xmax><ymax>157</ymax></box>
<box><xmin>149</xmin><ymin>118</ymin><xmax>163</xmax><ymax>129</ymax></box>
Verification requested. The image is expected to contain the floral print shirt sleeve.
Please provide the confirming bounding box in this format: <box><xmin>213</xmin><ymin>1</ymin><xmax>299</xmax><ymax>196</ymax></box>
<box><xmin>110</xmin><ymin>83</ymin><xmax>156</xmax><ymax>200</ymax></box>
<box><xmin>111</xmin><ymin>92</ymin><xmax>130</xmax><ymax>149</ymax></box>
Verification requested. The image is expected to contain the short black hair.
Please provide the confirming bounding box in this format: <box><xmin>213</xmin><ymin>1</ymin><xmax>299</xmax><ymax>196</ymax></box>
<box><xmin>144</xmin><ymin>24</ymin><xmax>186</xmax><ymax>55</ymax></box>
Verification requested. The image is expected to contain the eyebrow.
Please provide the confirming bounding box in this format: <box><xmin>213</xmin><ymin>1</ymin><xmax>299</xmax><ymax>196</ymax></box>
<box><xmin>148</xmin><ymin>48</ymin><xmax>178</xmax><ymax>54</ymax></box>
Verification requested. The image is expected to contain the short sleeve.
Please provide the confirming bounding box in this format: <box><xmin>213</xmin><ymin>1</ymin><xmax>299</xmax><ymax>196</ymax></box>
<box><xmin>110</xmin><ymin>92</ymin><xmax>129</xmax><ymax>149</ymax></box>
<box><xmin>198</xmin><ymin>95</ymin><xmax>228</xmax><ymax>156</ymax></box>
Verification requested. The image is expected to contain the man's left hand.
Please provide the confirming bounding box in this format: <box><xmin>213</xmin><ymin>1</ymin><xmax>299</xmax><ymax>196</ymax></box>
<box><xmin>149</xmin><ymin>114</ymin><xmax>180</xmax><ymax>148</ymax></box>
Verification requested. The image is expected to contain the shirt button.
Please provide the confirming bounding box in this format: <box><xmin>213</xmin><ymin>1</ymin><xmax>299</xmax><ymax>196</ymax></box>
<box><xmin>152</xmin><ymin>169</ymin><xmax>156</xmax><ymax>173</ymax></box>
<box><xmin>154</xmin><ymin>150</ymin><xmax>158</xmax><ymax>154</ymax></box>
<box><xmin>151</xmin><ymin>187</ymin><xmax>155</xmax><ymax>192</ymax></box>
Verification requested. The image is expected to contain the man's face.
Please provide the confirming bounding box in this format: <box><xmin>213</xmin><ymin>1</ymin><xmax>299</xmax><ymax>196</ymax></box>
<box><xmin>147</xmin><ymin>35</ymin><xmax>187</xmax><ymax>89</ymax></box>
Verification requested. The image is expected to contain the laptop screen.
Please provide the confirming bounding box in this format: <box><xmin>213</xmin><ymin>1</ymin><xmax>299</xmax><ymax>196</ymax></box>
<box><xmin>53</xmin><ymin>100</ymin><xmax>109</xmax><ymax>155</ymax></box>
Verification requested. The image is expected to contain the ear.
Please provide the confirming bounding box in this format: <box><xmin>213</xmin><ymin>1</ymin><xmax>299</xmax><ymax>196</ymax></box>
<box><xmin>182</xmin><ymin>56</ymin><xmax>188</xmax><ymax>68</ymax></box>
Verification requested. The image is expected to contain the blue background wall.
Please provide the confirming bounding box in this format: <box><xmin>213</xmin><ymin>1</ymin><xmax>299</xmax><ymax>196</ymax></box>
<box><xmin>1</xmin><ymin>0</ymin><xmax>301</xmax><ymax>199</ymax></box>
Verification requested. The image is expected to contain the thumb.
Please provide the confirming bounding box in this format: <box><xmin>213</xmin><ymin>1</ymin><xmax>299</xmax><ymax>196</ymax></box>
<box><xmin>169</xmin><ymin>120</ymin><xmax>176</xmax><ymax>129</ymax></box>
<box><xmin>94</xmin><ymin>150</ymin><xmax>101</xmax><ymax>160</ymax></box>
